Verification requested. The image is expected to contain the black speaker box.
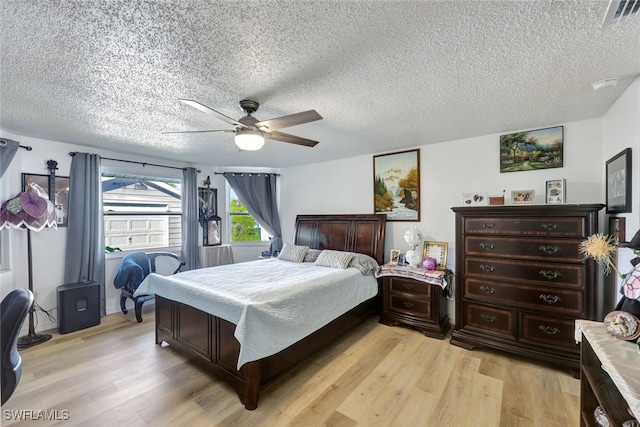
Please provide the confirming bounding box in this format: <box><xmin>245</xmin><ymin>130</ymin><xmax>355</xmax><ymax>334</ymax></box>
<box><xmin>57</xmin><ymin>281</ymin><xmax>100</xmax><ymax>334</ymax></box>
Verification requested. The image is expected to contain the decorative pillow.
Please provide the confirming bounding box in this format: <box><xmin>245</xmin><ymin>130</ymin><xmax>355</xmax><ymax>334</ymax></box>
<box><xmin>278</xmin><ymin>243</ymin><xmax>309</xmax><ymax>263</ymax></box>
<box><xmin>303</xmin><ymin>249</ymin><xmax>322</xmax><ymax>262</ymax></box>
<box><xmin>315</xmin><ymin>250</ymin><xmax>354</xmax><ymax>269</ymax></box>
<box><xmin>348</xmin><ymin>253</ymin><xmax>379</xmax><ymax>276</ymax></box>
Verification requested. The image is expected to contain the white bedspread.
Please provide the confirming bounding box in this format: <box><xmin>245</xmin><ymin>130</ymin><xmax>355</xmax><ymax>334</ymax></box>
<box><xmin>135</xmin><ymin>258</ymin><xmax>378</xmax><ymax>369</ymax></box>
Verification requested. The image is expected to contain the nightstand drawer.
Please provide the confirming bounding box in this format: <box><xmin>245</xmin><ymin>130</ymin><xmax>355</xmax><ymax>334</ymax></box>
<box><xmin>463</xmin><ymin>302</ymin><xmax>516</xmax><ymax>339</ymax></box>
<box><xmin>464</xmin><ymin>257</ymin><xmax>584</xmax><ymax>289</ymax></box>
<box><xmin>519</xmin><ymin>312</ymin><xmax>577</xmax><ymax>350</ymax></box>
<box><xmin>464</xmin><ymin>278</ymin><xmax>584</xmax><ymax>315</ymax></box>
<box><xmin>464</xmin><ymin>216</ymin><xmax>586</xmax><ymax>237</ymax></box>
<box><xmin>387</xmin><ymin>277</ymin><xmax>433</xmax><ymax>297</ymax></box>
<box><xmin>387</xmin><ymin>293</ymin><xmax>431</xmax><ymax>318</ymax></box>
<box><xmin>464</xmin><ymin>236</ymin><xmax>582</xmax><ymax>262</ymax></box>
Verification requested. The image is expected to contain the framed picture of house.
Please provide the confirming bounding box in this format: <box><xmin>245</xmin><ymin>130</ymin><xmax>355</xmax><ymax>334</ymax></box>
<box><xmin>606</xmin><ymin>148</ymin><xmax>632</xmax><ymax>214</ymax></box>
<box><xmin>21</xmin><ymin>173</ymin><xmax>70</xmax><ymax>227</ymax></box>
<box><xmin>499</xmin><ymin>126</ymin><xmax>564</xmax><ymax>173</ymax></box>
<box><xmin>373</xmin><ymin>149</ymin><xmax>420</xmax><ymax>221</ymax></box>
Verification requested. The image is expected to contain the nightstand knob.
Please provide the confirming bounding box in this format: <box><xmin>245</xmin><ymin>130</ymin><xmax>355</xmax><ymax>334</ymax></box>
<box><xmin>540</xmin><ymin>223</ymin><xmax>558</xmax><ymax>231</ymax></box>
<box><xmin>403</xmin><ymin>301</ymin><xmax>414</xmax><ymax>308</ymax></box>
<box><xmin>403</xmin><ymin>283</ymin><xmax>414</xmax><ymax>290</ymax></box>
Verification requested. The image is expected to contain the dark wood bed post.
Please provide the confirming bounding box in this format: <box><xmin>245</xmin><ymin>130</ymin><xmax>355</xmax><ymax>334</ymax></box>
<box><xmin>154</xmin><ymin>214</ymin><xmax>387</xmax><ymax>410</ymax></box>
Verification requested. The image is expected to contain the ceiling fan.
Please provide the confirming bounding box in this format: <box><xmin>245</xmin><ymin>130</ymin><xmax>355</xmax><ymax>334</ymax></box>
<box><xmin>166</xmin><ymin>99</ymin><xmax>322</xmax><ymax>151</ymax></box>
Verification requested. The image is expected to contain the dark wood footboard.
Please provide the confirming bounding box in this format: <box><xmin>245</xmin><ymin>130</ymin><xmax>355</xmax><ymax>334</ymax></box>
<box><xmin>155</xmin><ymin>294</ymin><xmax>378</xmax><ymax>409</ymax></box>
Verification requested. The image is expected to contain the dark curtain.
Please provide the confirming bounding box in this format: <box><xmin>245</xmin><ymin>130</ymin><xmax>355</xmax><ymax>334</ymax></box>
<box><xmin>222</xmin><ymin>172</ymin><xmax>282</xmax><ymax>252</ymax></box>
<box><xmin>0</xmin><ymin>138</ymin><xmax>19</xmax><ymax>178</ymax></box>
<box><xmin>63</xmin><ymin>153</ymin><xmax>106</xmax><ymax>315</ymax></box>
<box><xmin>182</xmin><ymin>167</ymin><xmax>198</xmax><ymax>270</ymax></box>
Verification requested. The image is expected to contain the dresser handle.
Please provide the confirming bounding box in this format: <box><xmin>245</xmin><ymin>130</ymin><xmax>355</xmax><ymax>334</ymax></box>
<box><xmin>538</xmin><ymin>325</ymin><xmax>560</xmax><ymax>335</ymax></box>
<box><xmin>480</xmin><ymin>314</ymin><xmax>496</xmax><ymax>323</ymax></box>
<box><xmin>539</xmin><ymin>270</ymin><xmax>561</xmax><ymax>280</ymax></box>
<box><xmin>539</xmin><ymin>294</ymin><xmax>562</xmax><ymax>304</ymax></box>
<box><xmin>480</xmin><ymin>285</ymin><xmax>496</xmax><ymax>294</ymax></box>
<box><xmin>539</xmin><ymin>245</ymin><xmax>560</xmax><ymax>255</ymax></box>
<box><xmin>540</xmin><ymin>223</ymin><xmax>558</xmax><ymax>231</ymax></box>
<box><xmin>403</xmin><ymin>301</ymin><xmax>414</xmax><ymax>308</ymax></box>
<box><xmin>479</xmin><ymin>242</ymin><xmax>495</xmax><ymax>250</ymax></box>
<box><xmin>479</xmin><ymin>264</ymin><xmax>496</xmax><ymax>272</ymax></box>
<box><xmin>403</xmin><ymin>283</ymin><xmax>414</xmax><ymax>290</ymax></box>
<box><xmin>481</xmin><ymin>223</ymin><xmax>495</xmax><ymax>229</ymax></box>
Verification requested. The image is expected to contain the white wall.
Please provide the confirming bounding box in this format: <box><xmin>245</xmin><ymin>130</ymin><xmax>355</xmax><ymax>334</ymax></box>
<box><xmin>602</xmin><ymin>78</ymin><xmax>640</xmax><ymax>309</ymax></box>
<box><xmin>280</xmin><ymin>117</ymin><xmax>610</xmax><ymax>320</ymax></box>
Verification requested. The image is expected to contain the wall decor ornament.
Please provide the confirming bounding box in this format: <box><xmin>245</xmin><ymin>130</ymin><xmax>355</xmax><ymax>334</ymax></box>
<box><xmin>373</xmin><ymin>149</ymin><xmax>420</xmax><ymax>221</ymax></box>
<box><xmin>499</xmin><ymin>125</ymin><xmax>564</xmax><ymax>173</ymax></box>
<box><xmin>606</xmin><ymin>148</ymin><xmax>632</xmax><ymax>214</ymax></box>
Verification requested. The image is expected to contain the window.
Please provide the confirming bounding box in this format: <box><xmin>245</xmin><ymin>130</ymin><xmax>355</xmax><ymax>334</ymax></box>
<box><xmin>102</xmin><ymin>173</ymin><xmax>182</xmax><ymax>251</ymax></box>
<box><xmin>229</xmin><ymin>188</ymin><xmax>271</xmax><ymax>242</ymax></box>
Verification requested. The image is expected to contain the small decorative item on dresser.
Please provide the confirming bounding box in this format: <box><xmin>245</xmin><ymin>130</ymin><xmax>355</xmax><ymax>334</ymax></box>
<box><xmin>511</xmin><ymin>190</ymin><xmax>535</xmax><ymax>204</ymax></box>
<box><xmin>423</xmin><ymin>257</ymin><xmax>437</xmax><ymax>271</ymax></box>
<box><xmin>603</xmin><ymin>311</ymin><xmax>640</xmax><ymax>341</ymax></box>
<box><xmin>404</xmin><ymin>225</ymin><xmax>423</xmax><ymax>267</ymax></box>
<box><xmin>545</xmin><ymin>178</ymin><xmax>566</xmax><ymax>204</ymax></box>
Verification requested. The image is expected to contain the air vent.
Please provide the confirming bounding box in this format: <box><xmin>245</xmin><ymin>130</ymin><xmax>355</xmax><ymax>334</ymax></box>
<box><xmin>602</xmin><ymin>0</ymin><xmax>640</xmax><ymax>26</ymax></box>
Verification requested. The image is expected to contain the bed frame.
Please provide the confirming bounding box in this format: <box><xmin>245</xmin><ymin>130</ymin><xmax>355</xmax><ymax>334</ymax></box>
<box><xmin>154</xmin><ymin>214</ymin><xmax>386</xmax><ymax>409</ymax></box>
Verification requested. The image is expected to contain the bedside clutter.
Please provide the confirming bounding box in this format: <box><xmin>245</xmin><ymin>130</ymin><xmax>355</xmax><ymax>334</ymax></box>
<box><xmin>376</xmin><ymin>263</ymin><xmax>452</xmax><ymax>339</ymax></box>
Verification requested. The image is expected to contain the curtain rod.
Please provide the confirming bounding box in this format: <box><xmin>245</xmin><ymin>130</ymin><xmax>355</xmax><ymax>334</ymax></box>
<box><xmin>0</xmin><ymin>139</ymin><xmax>32</xmax><ymax>151</ymax></box>
<box><xmin>69</xmin><ymin>152</ymin><xmax>200</xmax><ymax>173</ymax></box>
<box><xmin>214</xmin><ymin>171</ymin><xmax>280</xmax><ymax>176</ymax></box>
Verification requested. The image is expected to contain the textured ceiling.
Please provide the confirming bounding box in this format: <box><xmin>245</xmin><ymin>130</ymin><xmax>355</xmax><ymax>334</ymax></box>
<box><xmin>1</xmin><ymin>1</ymin><xmax>639</xmax><ymax>168</ymax></box>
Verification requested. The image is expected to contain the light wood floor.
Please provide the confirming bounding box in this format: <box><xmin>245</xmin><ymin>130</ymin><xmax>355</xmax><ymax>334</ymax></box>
<box><xmin>3</xmin><ymin>309</ymin><xmax>580</xmax><ymax>427</ymax></box>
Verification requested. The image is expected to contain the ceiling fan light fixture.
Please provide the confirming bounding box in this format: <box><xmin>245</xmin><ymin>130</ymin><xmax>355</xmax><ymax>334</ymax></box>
<box><xmin>235</xmin><ymin>129</ymin><xmax>265</xmax><ymax>151</ymax></box>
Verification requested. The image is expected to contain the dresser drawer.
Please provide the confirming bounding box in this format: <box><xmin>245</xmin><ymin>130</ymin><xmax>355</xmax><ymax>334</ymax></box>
<box><xmin>463</xmin><ymin>302</ymin><xmax>516</xmax><ymax>339</ymax></box>
<box><xmin>464</xmin><ymin>217</ymin><xmax>586</xmax><ymax>237</ymax></box>
<box><xmin>464</xmin><ymin>257</ymin><xmax>584</xmax><ymax>289</ymax></box>
<box><xmin>387</xmin><ymin>277</ymin><xmax>432</xmax><ymax>298</ymax></box>
<box><xmin>387</xmin><ymin>293</ymin><xmax>431</xmax><ymax>318</ymax></box>
<box><xmin>464</xmin><ymin>236</ymin><xmax>582</xmax><ymax>262</ymax></box>
<box><xmin>464</xmin><ymin>278</ymin><xmax>584</xmax><ymax>315</ymax></box>
<box><xmin>519</xmin><ymin>312</ymin><xmax>578</xmax><ymax>350</ymax></box>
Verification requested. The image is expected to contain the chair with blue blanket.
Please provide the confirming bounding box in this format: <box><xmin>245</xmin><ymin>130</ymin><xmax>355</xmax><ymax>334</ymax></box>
<box><xmin>113</xmin><ymin>252</ymin><xmax>184</xmax><ymax>322</ymax></box>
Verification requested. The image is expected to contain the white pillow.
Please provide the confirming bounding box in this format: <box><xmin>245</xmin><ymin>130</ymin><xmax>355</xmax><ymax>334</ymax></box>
<box><xmin>315</xmin><ymin>250</ymin><xmax>354</xmax><ymax>269</ymax></box>
<box><xmin>278</xmin><ymin>243</ymin><xmax>309</xmax><ymax>263</ymax></box>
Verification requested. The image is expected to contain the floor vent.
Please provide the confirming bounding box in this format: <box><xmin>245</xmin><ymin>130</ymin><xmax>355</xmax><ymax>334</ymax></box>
<box><xmin>602</xmin><ymin>0</ymin><xmax>640</xmax><ymax>26</ymax></box>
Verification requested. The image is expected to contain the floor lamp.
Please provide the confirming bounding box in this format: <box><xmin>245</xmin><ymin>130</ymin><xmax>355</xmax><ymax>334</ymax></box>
<box><xmin>0</xmin><ymin>188</ymin><xmax>57</xmax><ymax>349</ymax></box>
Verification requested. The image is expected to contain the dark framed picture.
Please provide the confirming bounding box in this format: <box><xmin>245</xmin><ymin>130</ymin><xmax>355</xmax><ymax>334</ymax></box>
<box><xmin>21</xmin><ymin>173</ymin><xmax>70</xmax><ymax>227</ymax></box>
<box><xmin>608</xmin><ymin>216</ymin><xmax>626</xmax><ymax>245</ymax></box>
<box><xmin>373</xmin><ymin>149</ymin><xmax>420</xmax><ymax>221</ymax></box>
<box><xmin>606</xmin><ymin>148</ymin><xmax>632</xmax><ymax>214</ymax></box>
<box><xmin>499</xmin><ymin>125</ymin><xmax>564</xmax><ymax>173</ymax></box>
<box><xmin>198</xmin><ymin>187</ymin><xmax>217</xmax><ymax>218</ymax></box>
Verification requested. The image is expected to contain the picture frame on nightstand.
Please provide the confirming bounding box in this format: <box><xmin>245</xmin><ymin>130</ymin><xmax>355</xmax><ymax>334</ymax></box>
<box><xmin>422</xmin><ymin>241</ymin><xmax>448</xmax><ymax>270</ymax></box>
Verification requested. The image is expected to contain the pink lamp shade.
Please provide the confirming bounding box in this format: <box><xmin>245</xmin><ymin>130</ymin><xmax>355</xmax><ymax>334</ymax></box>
<box><xmin>0</xmin><ymin>190</ymin><xmax>57</xmax><ymax>232</ymax></box>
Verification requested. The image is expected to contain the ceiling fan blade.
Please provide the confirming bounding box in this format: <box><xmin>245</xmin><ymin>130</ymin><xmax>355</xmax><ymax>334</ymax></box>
<box><xmin>179</xmin><ymin>99</ymin><xmax>248</xmax><ymax>129</ymax></box>
<box><xmin>265</xmin><ymin>131</ymin><xmax>319</xmax><ymax>148</ymax></box>
<box><xmin>162</xmin><ymin>130</ymin><xmax>235</xmax><ymax>135</ymax></box>
<box><xmin>254</xmin><ymin>110</ymin><xmax>322</xmax><ymax>131</ymax></box>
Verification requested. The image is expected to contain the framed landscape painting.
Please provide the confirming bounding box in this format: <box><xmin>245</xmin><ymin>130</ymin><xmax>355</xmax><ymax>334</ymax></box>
<box><xmin>500</xmin><ymin>126</ymin><xmax>564</xmax><ymax>173</ymax></box>
<box><xmin>373</xmin><ymin>149</ymin><xmax>420</xmax><ymax>221</ymax></box>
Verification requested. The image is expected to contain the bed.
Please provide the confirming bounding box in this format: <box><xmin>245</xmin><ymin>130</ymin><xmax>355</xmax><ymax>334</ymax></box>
<box><xmin>142</xmin><ymin>214</ymin><xmax>386</xmax><ymax>410</ymax></box>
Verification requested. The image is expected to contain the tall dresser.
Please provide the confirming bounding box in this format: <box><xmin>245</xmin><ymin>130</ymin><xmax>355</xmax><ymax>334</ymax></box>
<box><xmin>450</xmin><ymin>204</ymin><xmax>605</xmax><ymax>375</ymax></box>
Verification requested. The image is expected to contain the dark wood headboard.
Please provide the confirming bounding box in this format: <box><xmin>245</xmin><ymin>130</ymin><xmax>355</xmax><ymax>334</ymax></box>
<box><xmin>293</xmin><ymin>214</ymin><xmax>386</xmax><ymax>265</ymax></box>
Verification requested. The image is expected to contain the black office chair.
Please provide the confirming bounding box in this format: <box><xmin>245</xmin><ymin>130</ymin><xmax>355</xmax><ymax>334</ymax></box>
<box><xmin>1</xmin><ymin>288</ymin><xmax>34</xmax><ymax>405</ymax></box>
<box><xmin>113</xmin><ymin>252</ymin><xmax>184</xmax><ymax>323</ymax></box>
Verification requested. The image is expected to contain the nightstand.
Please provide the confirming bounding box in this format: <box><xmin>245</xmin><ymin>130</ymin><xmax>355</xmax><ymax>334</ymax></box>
<box><xmin>376</xmin><ymin>264</ymin><xmax>451</xmax><ymax>339</ymax></box>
